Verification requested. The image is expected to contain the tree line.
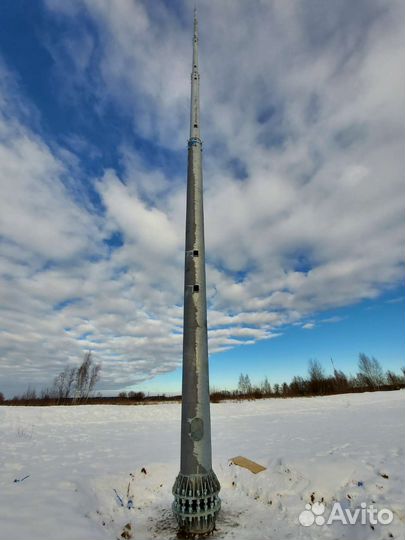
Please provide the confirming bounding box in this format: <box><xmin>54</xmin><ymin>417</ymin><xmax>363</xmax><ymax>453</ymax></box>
<box><xmin>2</xmin><ymin>352</ymin><xmax>101</xmax><ymax>405</ymax></box>
<box><xmin>210</xmin><ymin>353</ymin><xmax>405</xmax><ymax>402</ymax></box>
<box><xmin>1</xmin><ymin>352</ymin><xmax>403</xmax><ymax>406</ymax></box>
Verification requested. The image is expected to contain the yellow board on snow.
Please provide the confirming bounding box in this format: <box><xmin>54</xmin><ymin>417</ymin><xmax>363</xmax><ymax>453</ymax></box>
<box><xmin>229</xmin><ymin>456</ymin><xmax>266</xmax><ymax>474</ymax></box>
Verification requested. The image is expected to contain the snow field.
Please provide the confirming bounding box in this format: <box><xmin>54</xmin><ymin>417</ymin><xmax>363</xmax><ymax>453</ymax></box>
<box><xmin>0</xmin><ymin>390</ymin><xmax>403</xmax><ymax>539</ymax></box>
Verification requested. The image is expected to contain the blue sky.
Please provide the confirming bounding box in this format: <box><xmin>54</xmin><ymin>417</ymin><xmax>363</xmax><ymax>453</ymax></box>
<box><xmin>0</xmin><ymin>0</ymin><xmax>404</xmax><ymax>397</ymax></box>
<box><xmin>137</xmin><ymin>293</ymin><xmax>405</xmax><ymax>394</ymax></box>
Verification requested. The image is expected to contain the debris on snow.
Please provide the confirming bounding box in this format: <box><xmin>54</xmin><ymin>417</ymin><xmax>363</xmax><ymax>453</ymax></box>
<box><xmin>13</xmin><ymin>475</ymin><xmax>30</xmax><ymax>483</ymax></box>
<box><xmin>229</xmin><ymin>456</ymin><xmax>266</xmax><ymax>474</ymax></box>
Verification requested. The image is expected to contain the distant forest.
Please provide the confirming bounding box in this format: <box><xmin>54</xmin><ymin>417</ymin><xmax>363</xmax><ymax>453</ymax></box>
<box><xmin>0</xmin><ymin>352</ymin><xmax>404</xmax><ymax>406</ymax></box>
<box><xmin>211</xmin><ymin>354</ymin><xmax>405</xmax><ymax>402</ymax></box>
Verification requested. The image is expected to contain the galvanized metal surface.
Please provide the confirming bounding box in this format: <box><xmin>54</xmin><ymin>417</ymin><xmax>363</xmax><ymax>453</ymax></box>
<box><xmin>172</xmin><ymin>8</ymin><xmax>221</xmax><ymax>535</ymax></box>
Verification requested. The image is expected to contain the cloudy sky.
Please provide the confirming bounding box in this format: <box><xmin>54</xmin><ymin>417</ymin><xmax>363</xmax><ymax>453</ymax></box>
<box><xmin>0</xmin><ymin>0</ymin><xmax>404</xmax><ymax>397</ymax></box>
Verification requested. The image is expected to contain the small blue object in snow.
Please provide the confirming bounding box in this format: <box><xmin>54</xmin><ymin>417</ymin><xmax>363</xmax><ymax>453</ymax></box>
<box><xmin>113</xmin><ymin>488</ymin><xmax>124</xmax><ymax>507</ymax></box>
<box><xmin>127</xmin><ymin>499</ymin><xmax>134</xmax><ymax>510</ymax></box>
<box><xmin>357</xmin><ymin>481</ymin><xmax>364</xmax><ymax>487</ymax></box>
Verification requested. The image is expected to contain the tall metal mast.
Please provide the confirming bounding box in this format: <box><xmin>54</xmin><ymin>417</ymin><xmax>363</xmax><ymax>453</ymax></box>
<box><xmin>172</xmin><ymin>7</ymin><xmax>221</xmax><ymax>536</ymax></box>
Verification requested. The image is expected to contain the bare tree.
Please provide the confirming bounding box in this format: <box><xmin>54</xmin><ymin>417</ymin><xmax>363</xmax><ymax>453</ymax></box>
<box><xmin>52</xmin><ymin>366</ymin><xmax>77</xmax><ymax>403</ymax></box>
<box><xmin>53</xmin><ymin>370</ymin><xmax>67</xmax><ymax>402</ymax></box>
<box><xmin>308</xmin><ymin>359</ymin><xmax>324</xmax><ymax>380</ymax></box>
<box><xmin>87</xmin><ymin>361</ymin><xmax>101</xmax><ymax>400</ymax></box>
<box><xmin>74</xmin><ymin>352</ymin><xmax>101</xmax><ymax>402</ymax></box>
<box><xmin>75</xmin><ymin>352</ymin><xmax>91</xmax><ymax>401</ymax></box>
<box><xmin>260</xmin><ymin>377</ymin><xmax>272</xmax><ymax>396</ymax></box>
<box><xmin>357</xmin><ymin>353</ymin><xmax>385</xmax><ymax>389</ymax></box>
<box><xmin>0</xmin><ymin>392</ymin><xmax>4</xmax><ymax>402</ymax></box>
<box><xmin>238</xmin><ymin>373</ymin><xmax>252</xmax><ymax>394</ymax></box>
<box><xmin>40</xmin><ymin>387</ymin><xmax>54</xmax><ymax>400</ymax></box>
<box><xmin>237</xmin><ymin>373</ymin><xmax>244</xmax><ymax>394</ymax></box>
<box><xmin>333</xmin><ymin>369</ymin><xmax>349</xmax><ymax>392</ymax></box>
<box><xmin>308</xmin><ymin>359</ymin><xmax>325</xmax><ymax>394</ymax></box>
<box><xmin>65</xmin><ymin>367</ymin><xmax>76</xmax><ymax>399</ymax></box>
<box><xmin>386</xmin><ymin>370</ymin><xmax>402</xmax><ymax>386</ymax></box>
<box><xmin>21</xmin><ymin>385</ymin><xmax>37</xmax><ymax>400</ymax></box>
<box><xmin>289</xmin><ymin>376</ymin><xmax>306</xmax><ymax>396</ymax></box>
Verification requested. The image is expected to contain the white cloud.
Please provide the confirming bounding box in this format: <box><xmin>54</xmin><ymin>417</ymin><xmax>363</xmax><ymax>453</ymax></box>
<box><xmin>97</xmin><ymin>170</ymin><xmax>181</xmax><ymax>258</ymax></box>
<box><xmin>0</xmin><ymin>0</ymin><xmax>404</xmax><ymax>395</ymax></box>
<box><xmin>302</xmin><ymin>323</ymin><xmax>315</xmax><ymax>330</ymax></box>
<box><xmin>0</xmin><ymin>128</ymin><xmax>97</xmax><ymax>261</ymax></box>
<box><xmin>321</xmin><ymin>316</ymin><xmax>345</xmax><ymax>324</ymax></box>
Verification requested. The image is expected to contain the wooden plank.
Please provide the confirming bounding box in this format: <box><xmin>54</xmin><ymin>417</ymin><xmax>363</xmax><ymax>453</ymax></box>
<box><xmin>229</xmin><ymin>455</ymin><xmax>266</xmax><ymax>474</ymax></box>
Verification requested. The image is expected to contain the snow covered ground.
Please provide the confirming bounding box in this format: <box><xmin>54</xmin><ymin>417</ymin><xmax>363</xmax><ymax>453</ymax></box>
<box><xmin>0</xmin><ymin>390</ymin><xmax>404</xmax><ymax>540</ymax></box>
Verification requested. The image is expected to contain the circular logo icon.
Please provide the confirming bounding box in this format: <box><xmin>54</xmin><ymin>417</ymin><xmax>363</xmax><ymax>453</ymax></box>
<box><xmin>298</xmin><ymin>502</ymin><xmax>326</xmax><ymax>526</ymax></box>
<box><xmin>299</xmin><ymin>504</ymin><xmax>315</xmax><ymax>526</ymax></box>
